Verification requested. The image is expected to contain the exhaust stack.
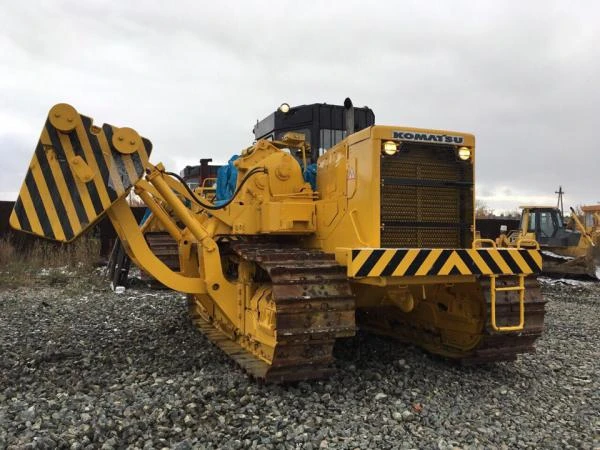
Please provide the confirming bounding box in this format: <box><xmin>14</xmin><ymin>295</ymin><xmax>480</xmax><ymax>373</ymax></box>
<box><xmin>344</xmin><ymin>97</ymin><xmax>354</xmax><ymax>136</ymax></box>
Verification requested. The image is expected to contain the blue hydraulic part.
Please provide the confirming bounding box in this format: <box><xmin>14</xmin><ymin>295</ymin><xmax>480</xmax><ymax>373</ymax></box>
<box><xmin>214</xmin><ymin>155</ymin><xmax>317</xmax><ymax>204</ymax></box>
<box><xmin>140</xmin><ymin>208</ymin><xmax>152</xmax><ymax>226</ymax></box>
<box><xmin>215</xmin><ymin>155</ymin><xmax>240</xmax><ymax>205</ymax></box>
<box><xmin>304</xmin><ymin>163</ymin><xmax>317</xmax><ymax>191</ymax></box>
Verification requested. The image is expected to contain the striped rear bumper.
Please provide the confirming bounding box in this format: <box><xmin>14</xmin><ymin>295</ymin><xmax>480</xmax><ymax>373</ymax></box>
<box><xmin>344</xmin><ymin>248</ymin><xmax>542</xmax><ymax>278</ymax></box>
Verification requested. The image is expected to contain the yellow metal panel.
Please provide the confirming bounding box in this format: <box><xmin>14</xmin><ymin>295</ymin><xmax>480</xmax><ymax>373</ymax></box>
<box><xmin>368</xmin><ymin>249</ymin><xmax>396</xmax><ymax>277</ymax></box>
<box><xmin>415</xmin><ymin>249</ymin><xmax>443</xmax><ymax>276</ymax></box>
<box><xmin>467</xmin><ymin>249</ymin><xmax>493</xmax><ymax>274</ymax></box>
<box><xmin>73</xmin><ymin>124</ymin><xmax>113</xmax><ymax>209</ymax></box>
<box><xmin>54</xmin><ymin>130</ymin><xmax>98</xmax><ymax>222</ymax></box>
<box><xmin>96</xmin><ymin>131</ymin><xmax>126</xmax><ymax>194</ymax></box>
<box><xmin>529</xmin><ymin>249</ymin><xmax>543</xmax><ymax>268</ymax></box>
<box><xmin>122</xmin><ymin>154</ymin><xmax>140</xmax><ymax>188</ymax></box>
<box><xmin>259</xmin><ymin>202</ymin><xmax>316</xmax><ymax>233</ymax></box>
<box><xmin>30</xmin><ymin>154</ymin><xmax>66</xmax><ymax>241</ymax></box>
<box><xmin>40</xmin><ymin>128</ymin><xmax>81</xmax><ymax>235</ymax></box>
<box><xmin>486</xmin><ymin>249</ymin><xmax>513</xmax><ymax>274</ymax></box>
<box><xmin>11</xmin><ymin>186</ymin><xmax>43</xmax><ymax>236</ymax></box>
<box><xmin>370</xmin><ymin>125</ymin><xmax>476</xmax><ymax>148</ymax></box>
<box><xmin>507</xmin><ymin>250</ymin><xmax>534</xmax><ymax>273</ymax></box>
<box><xmin>393</xmin><ymin>249</ymin><xmax>420</xmax><ymax>276</ymax></box>
<box><xmin>438</xmin><ymin>251</ymin><xmax>471</xmax><ymax>275</ymax></box>
<box><xmin>350</xmin><ymin>249</ymin><xmax>372</xmax><ymax>275</ymax></box>
<box><xmin>313</xmin><ymin>136</ymin><xmax>380</xmax><ymax>252</ymax></box>
<box><xmin>346</xmin><ymin>247</ymin><xmax>541</xmax><ymax>278</ymax></box>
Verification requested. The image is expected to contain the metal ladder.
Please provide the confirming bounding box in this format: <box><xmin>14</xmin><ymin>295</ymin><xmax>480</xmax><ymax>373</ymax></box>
<box><xmin>489</xmin><ymin>274</ymin><xmax>526</xmax><ymax>332</ymax></box>
<box><xmin>473</xmin><ymin>238</ymin><xmax>535</xmax><ymax>333</ymax></box>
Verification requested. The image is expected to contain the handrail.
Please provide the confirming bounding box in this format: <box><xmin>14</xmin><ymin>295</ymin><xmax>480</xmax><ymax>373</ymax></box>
<box><xmin>516</xmin><ymin>239</ymin><xmax>540</xmax><ymax>250</ymax></box>
<box><xmin>490</xmin><ymin>275</ymin><xmax>525</xmax><ymax>332</ymax></box>
<box><xmin>201</xmin><ymin>177</ymin><xmax>217</xmax><ymax>188</ymax></box>
<box><xmin>349</xmin><ymin>209</ymin><xmax>369</xmax><ymax>246</ymax></box>
<box><xmin>472</xmin><ymin>238</ymin><xmax>497</xmax><ymax>249</ymax></box>
<box><xmin>570</xmin><ymin>206</ymin><xmax>595</xmax><ymax>247</ymax></box>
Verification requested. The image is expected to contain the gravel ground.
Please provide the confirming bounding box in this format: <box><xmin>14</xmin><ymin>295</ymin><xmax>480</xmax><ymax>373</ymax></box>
<box><xmin>0</xmin><ymin>272</ymin><xmax>599</xmax><ymax>449</ymax></box>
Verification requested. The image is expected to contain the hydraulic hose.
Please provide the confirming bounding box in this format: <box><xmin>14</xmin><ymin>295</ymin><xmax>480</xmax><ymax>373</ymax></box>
<box><xmin>163</xmin><ymin>167</ymin><xmax>267</xmax><ymax>210</ymax></box>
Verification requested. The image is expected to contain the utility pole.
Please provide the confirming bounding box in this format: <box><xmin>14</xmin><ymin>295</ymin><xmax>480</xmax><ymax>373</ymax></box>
<box><xmin>555</xmin><ymin>186</ymin><xmax>565</xmax><ymax>217</ymax></box>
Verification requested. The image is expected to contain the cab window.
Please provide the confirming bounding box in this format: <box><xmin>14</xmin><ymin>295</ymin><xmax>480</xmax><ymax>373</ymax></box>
<box><xmin>585</xmin><ymin>213</ymin><xmax>594</xmax><ymax>228</ymax></box>
<box><xmin>539</xmin><ymin>211</ymin><xmax>558</xmax><ymax>237</ymax></box>
<box><xmin>526</xmin><ymin>213</ymin><xmax>536</xmax><ymax>232</ymax></box>
<box><xmin>319</xmin><ymin>129</ymin><xmax>347</xmax><ymax>156</ymax></box>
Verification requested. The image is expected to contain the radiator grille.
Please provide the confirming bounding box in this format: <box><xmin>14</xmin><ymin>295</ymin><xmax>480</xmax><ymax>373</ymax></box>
<box><xmin>381</xmin><ymin>227</ymin><xmax>462</xmax><ymax>248</ymax></box>
<box><xmin>381</xmin><ymin>186</ymin><xmax>460</xmax><ymax>223</ymax></box>
<box><xmin>380</xmin><ymin>143</ymin><xmax>473</xmax><ymax>248</ymax></box>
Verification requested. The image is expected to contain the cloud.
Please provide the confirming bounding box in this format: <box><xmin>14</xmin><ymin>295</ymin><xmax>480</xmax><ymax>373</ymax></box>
<box><xmin>0</xmin><ymin>0</ymin><xmax>599</xmax><ymax>212</ymax></box>
<box><xmin>0</xmin><ymin>133</ymin><xmax>33</xmax><ymax>194</ymax></box>
<box><xmin>477</xmin><ymin>184</ymin><xmax>557</xmax><ymax>213</ymax></box>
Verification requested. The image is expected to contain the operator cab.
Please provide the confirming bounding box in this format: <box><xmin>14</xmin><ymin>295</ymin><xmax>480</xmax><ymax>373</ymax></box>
<box><xmin>520</xmin><ymin>206</ymin><xmax>581</xmax><ymax>247</ymax></box>
<box><xmin>582</xmin><ymin>205</ymin><xmax>600</xmax><ymax>230</ymax></box>
<box><xmin>253</xmin><ymin>98</ymin><xmax>375</xmax><ymax>164</ymax></box>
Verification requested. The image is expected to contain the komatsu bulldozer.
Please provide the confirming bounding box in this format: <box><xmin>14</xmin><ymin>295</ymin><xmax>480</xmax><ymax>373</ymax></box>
<box><xmin>497</xmin><ymin>206</ymin><xmax>600</xmax><ymax>279</ymax></box>
<box><xmin>10</xmin><ymin>102</ymin><xmax>546</xmax><ymax>382</ymax></box>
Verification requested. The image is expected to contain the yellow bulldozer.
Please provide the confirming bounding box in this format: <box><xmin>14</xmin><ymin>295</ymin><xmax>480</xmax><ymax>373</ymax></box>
<box><xmin>10</xmin><ymin>102</ymin><xmax>546</xmax><ymax>382</ymax></box>
<box><xmin>579</xmin><ymin>204</ymin><xmax>600</xmax><ymax>237</ymax></box>
<box><xmin>497</xmin><ymin>206</ymin><xmax>600</xmax><ymax>279</ymax></box>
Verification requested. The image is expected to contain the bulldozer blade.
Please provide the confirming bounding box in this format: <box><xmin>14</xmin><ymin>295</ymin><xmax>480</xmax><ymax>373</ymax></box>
<box><xmin>541</xmin><ymin>249</ymin><xmax>599</xmax><ymax>280</ymax></box>
<box><xmin>591</xmin><ymin>244</ymin><xmax>600</xmax><ymax>280</ymax></box>
<box><xmin>9</xmin><ymin>103</ymin><xmax>152</xmax><ymax>242</ymax></box>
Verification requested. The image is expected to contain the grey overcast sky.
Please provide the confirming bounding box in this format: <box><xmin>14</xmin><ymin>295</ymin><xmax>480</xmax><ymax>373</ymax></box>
<box><xmin>1</xmin><ymin>1</ymin><xmax>599</xmax><ymax>212</ymax></box>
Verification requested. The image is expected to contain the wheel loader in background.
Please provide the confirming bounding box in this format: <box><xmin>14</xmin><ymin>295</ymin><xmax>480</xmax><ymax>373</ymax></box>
<box><xmin>497</xmin><ymin>206</ymin><xmax>600</xmax><ymax>279</ymax></box>
<box><xmin>10</xmin><ymin>102</ymin><xmax>546</xmax><ymax>382</ymax></box>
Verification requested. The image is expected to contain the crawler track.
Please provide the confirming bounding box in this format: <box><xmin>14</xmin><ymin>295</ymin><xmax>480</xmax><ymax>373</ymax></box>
<box><xmin>190</xmin><ymin>241</ymin><xmax>546</xmax><ymax>379</ymax></box>
<box><xmin>144</xmin><ymin>232</ymin><xmax>180</xmax><ymax>288</ymax></box>
<box><xmin>189</xmin><ymin>241</ymin><xmax>356</xmax><ymax>383</ymax></box>
<box><xmin>357</xmin><ymin>277</ymin><xmax>546</xmax><ymax>364</ymax></box>
<box><xmin>464</xmin><ymin>277</ymin><xmax>545</xmax><ymax>363</ymax></box>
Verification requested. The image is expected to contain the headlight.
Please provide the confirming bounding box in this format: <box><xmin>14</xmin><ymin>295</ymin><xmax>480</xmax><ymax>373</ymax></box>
<box><xmin>279</xmin><ymin>103</ymin><xmax>290</xmax><ymax>113</ymax></box>
<box><xmin>458</xmin><ymin>146</ymin><xmax>471</xmax><ymax>160</ymax></box>
<box><xmin>382</xmin><ymin>141</ymin><xmax>399</xmax><ymax>156</ymax></box>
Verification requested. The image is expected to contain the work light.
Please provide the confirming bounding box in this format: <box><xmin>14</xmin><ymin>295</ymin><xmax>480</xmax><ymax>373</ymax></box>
<box><xmin>458</xmin><ymin>146</ymin><xmax>471</xmax><ymax>160</ymax></box>
<box><xmin>382</xmin><ymin>141</ymin><xmax>399</xmax><ymax>155</ymax></box>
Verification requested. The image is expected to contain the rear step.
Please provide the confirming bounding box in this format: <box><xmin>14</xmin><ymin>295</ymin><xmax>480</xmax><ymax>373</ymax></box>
<box><xmin>488</xmin><ymin>274</ymin><xmax>525</xmax><ymax>332</ymax></box>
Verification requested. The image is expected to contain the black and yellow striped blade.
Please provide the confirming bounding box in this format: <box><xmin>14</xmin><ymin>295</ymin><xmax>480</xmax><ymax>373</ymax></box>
<box><xmin>9</xmin><ymin>103</ymin><xmax>153</xmax><ymax>242</ymax></box>
<box><xmin>346</xmin><ymin>248</ymin><xmax>542</xmax><ymax>278</ymax></box>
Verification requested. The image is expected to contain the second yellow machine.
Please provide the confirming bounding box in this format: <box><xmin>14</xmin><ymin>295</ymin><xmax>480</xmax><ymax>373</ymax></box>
<box><xmin>10</xmin><ymin>102</ymin><xmax>545</xmax><ymax>382</ymax></box>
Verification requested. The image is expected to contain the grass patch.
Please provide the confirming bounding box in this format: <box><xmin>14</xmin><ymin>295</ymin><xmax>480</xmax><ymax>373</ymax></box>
<box><xmin>0</xmin><ymin>235</ymin><xmax>102</xmax><ymax>288</ymax></box>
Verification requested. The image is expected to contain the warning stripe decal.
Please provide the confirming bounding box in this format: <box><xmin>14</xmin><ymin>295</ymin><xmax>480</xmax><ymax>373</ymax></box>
<box><xmin>10</xmin><ymin>105</ymin><xmax>153</xmax><ymax>242</ymax></box>
<box><xmin>348</xmin><ymin>248</ymin><xmax>542</xmax><ymax>277</ymax></box>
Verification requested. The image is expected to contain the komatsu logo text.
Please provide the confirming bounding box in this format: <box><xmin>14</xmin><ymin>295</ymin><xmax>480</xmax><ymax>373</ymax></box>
<box><xmin>393</xmin><ymin>131</ymin><xmax>464</xmax><ymax>144</ymax></box>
